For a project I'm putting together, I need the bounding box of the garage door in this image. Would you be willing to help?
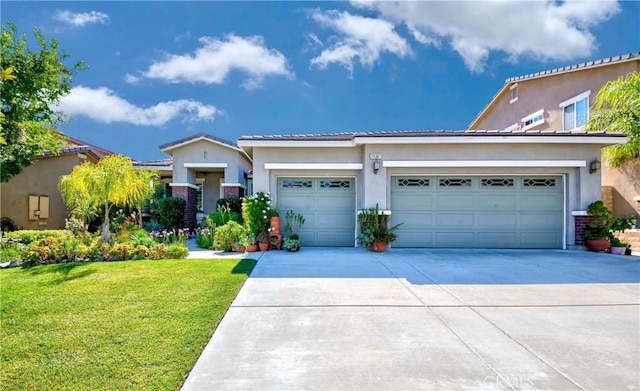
[391,176,563,248]
[277,178,356,246]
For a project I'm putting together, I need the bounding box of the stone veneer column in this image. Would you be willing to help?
[223,185,244,198]
[574,215,594,246]
[171,186,197,230]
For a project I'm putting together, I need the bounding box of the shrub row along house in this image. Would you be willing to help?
[2,52,638,250]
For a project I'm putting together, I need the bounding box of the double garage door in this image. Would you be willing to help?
[277,178,355,247]
[391,176,564,249]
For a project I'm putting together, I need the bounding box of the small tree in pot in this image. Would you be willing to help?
[357,204,402,252]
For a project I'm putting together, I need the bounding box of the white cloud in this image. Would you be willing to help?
[124,73,140,84]
[53,10,109,27]
[138,34,293,89]
[310,10,411,74]
[351,0,621,72]
[58,86,219,126]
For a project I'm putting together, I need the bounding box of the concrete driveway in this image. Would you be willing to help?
[182,248,640,390]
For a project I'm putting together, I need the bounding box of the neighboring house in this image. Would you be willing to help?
[238,130,623,249]
[0,135,111,230]
[469,52,640,218]
[135,133,252,229]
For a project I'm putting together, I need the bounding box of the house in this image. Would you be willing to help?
[0,135,112,230]
[469,52,640,218]
[238,130,623,249]
[135,133,252,229]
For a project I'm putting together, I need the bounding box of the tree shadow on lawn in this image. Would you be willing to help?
[26,262,97,285]
[232,259,257,276]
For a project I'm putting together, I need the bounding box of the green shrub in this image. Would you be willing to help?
[132,245,151,259]
[195,227,214,249]
[214,221,247,251]
[0,245,22,262]
[208,206,240,227]
[216,197,242,216]
[166,243,189,259]
[242,192,276,237]
[149,243,167,260]
[129,229,156,247]
[4,230,71,245]
[109,243,133,260]
[155,197,185,230]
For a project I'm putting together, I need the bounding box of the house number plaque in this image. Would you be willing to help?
[369,153,382,160]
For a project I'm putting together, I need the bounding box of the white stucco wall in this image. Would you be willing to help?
[248,140,606,248]
[169,140,245,184]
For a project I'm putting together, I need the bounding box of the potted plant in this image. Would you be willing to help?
[284,211,305,251]
[257,232,270,252]
[584,201,613,252]
[245,233,258,252]
[357,204,402,252]
[283,236,301,252]
[610,215,635,255]
[213,221,247,252]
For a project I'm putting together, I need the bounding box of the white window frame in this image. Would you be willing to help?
[559,90,590,131]
[521,109,544,131]
[509,83,518,104]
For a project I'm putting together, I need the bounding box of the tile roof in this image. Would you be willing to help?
[133,159,173,167]
[239,132,356,141]
[159,132,239,150]
[239,129,624,141]
[506,52,639,83]
[39,146,103,160]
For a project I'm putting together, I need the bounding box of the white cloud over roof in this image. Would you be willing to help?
[134,34,293,90]
[58,86,219,126]
[351,0,621,72]
[53,10,109,27]
[310,10,411,74]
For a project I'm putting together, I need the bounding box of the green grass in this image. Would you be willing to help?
[0,258,256,391]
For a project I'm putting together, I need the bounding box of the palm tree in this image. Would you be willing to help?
[586,72,640,168]
[59,155,159,242]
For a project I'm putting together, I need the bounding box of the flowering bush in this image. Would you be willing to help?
[195,226,215,249]
[150,228,190,244]
[242,192,277,237]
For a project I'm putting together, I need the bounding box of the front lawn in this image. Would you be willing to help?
[0,258,256,391]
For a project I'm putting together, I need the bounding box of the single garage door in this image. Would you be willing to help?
[277,178,356,246]
[391,176,563,248]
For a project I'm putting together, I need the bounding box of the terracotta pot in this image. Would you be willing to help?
[246,243,258,252]
[369,240,388,252]
[269,233,283,250]
[258,242,269,252]
[234,245,245,253]
[585,238,610,252]
[270,216,281,234]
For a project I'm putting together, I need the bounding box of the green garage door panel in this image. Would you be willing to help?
[277,178,356,247]
[391,176,563,249]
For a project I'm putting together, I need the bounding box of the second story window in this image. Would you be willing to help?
[521,109,544,130]
[560,90,590,130]
[510,83,518,104]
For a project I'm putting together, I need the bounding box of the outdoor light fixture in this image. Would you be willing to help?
[373,161,381,174]
[589,160,601,174]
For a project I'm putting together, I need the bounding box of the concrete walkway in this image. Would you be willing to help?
[182,248,640,390]
[185,239,264,260]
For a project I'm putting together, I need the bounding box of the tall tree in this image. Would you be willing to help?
[59,155,159,243]
[586,72,640,168]
[0,22,84,182]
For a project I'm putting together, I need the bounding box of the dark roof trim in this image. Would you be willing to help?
[38,146,103,160]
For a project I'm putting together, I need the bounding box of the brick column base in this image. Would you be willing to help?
[172,186,197,230]
[223,186,244,198]
[574,215,594,245]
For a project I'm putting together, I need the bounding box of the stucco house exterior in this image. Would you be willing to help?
[469,52,640,218]
[1,136,111,230]
[135,133,252,229]
[238,130,623,249]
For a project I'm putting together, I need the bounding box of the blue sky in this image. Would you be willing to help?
[3,1,639,161]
